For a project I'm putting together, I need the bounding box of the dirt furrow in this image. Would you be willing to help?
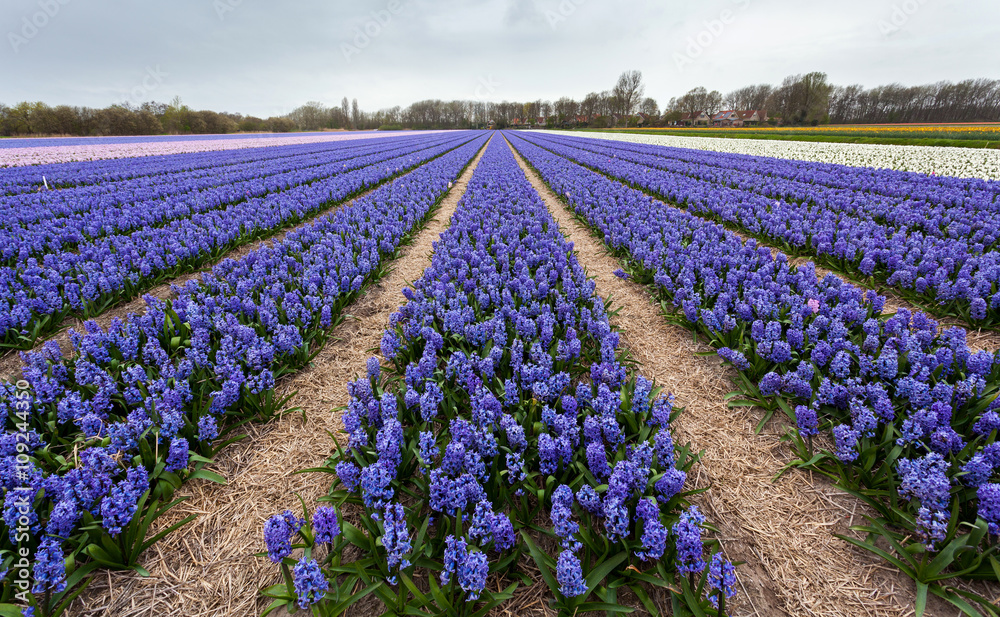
[65,138,492,617]
[505,136,927,617]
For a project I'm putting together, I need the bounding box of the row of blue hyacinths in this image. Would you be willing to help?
[520,131,1000,329]
[0,134,489,617]
[261,138,737,616]
[507,130,1000,617]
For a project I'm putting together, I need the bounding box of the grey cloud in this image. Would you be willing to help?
[0,0,996,117]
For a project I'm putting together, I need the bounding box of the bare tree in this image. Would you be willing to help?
[640,97,659,117]
[612,70,645,118]
[289,101,327,131]
[579,92,600,118]
[540,100,553,121]
[351,98,361,129]
[676,87,706,115]
[554,97,578,121]
[705,90,722,116]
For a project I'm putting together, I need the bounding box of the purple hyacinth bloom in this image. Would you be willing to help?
[264,510,303,563]
[876,347,898,380]
[381,331,401,360]
[335,461,361,492]
[32,537,67,594]
[672,506,706,575]
[312,506,340,544]
[961,454,993,488]
[915,506,949,551]
[360,463,395,512]
[468,500,495,544]
[758,372,783,397]
[832,424,860,463]
[632,376,652,416]
[706,552,737,609]
[376,419,404,475]
[971,297,988,321]
[551,485,581,551]
[613,268,629,280]
[556,550,588,598]
[635,498,667,561]
[292,558,329,609]
[165,437,189,473]
[654,427,675,466]
[404,388,420,410]
[717,347,750,371]
[46,499,80,539]
[769,341,792,364]
[649,394,675,427]
[197,414,219,441]
[382,502,412,584]
[100,467,147,536]
[977,484,1000,535]
[539,433,560,475]
[418,431,438,465]
[966,351,994,377]
[604,495,630,542]
[583,415,603,444]
[795,405,819,437]
[830,351,852,379]
[576,484,604,517]
[655,467,686,503]
[458,550,489,601]
[440,534,467,585]
[490,511,517,550]
[505,451,526,484]
[897,452,951,511]
[586,441,611,481]
[442,440,467,476]
[367,356,381,381]
[973,411,1000,436]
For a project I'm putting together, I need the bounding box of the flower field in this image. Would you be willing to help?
[560,130,1000,180]
[0,132,428,168]
[0,130,998,617]
[610,125,1000,141]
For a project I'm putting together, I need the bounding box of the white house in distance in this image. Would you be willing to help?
[709,109,769,127]
[679,111,710,126]
[737,110,767,126]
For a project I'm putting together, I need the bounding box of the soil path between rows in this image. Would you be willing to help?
[65,138,492,617]
[505,135,925,617]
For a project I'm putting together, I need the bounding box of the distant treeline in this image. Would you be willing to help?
[829,79,1000,124]
[691,74,1000,125]
[0,98,295,137]
[3,73,999,137]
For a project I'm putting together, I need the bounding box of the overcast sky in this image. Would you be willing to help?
[2,0,996,118]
